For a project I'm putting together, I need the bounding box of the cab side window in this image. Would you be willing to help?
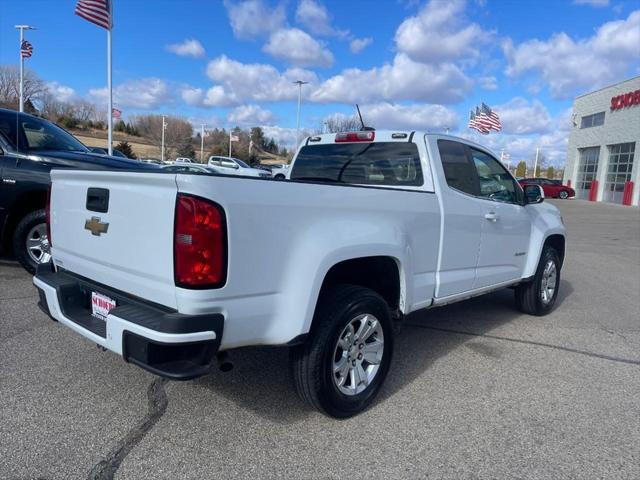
[437,140,479,196]
[469,148,519,203]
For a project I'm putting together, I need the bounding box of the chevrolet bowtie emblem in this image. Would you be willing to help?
[84,216,109,236]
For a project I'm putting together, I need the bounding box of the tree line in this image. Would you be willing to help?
[0,65,288,163]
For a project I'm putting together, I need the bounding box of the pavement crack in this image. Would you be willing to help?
[407,324,640,366]
[87,378,168,480]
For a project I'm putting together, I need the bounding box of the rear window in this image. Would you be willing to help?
[290,142,423,187]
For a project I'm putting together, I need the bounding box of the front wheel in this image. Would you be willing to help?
[12,209,50,274]
[292,284,393,418]
[515,246,560,315]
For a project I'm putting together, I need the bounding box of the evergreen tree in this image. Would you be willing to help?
[546,166,555,179]
[115,141,136,159]
[515,161,527,178]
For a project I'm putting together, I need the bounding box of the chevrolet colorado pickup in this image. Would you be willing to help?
[0,108,156,273]
[34,130,566,417]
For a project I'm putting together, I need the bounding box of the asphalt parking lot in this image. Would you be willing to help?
[1,199,639,480]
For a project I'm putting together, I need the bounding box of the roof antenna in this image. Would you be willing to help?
[355,104,375,131]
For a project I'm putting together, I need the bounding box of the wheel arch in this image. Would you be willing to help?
[311,256,404,328]
[1,189,47,253]
[544,234,565,268]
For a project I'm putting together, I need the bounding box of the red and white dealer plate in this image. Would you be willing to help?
[91,291,116,320]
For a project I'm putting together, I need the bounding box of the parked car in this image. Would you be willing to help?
[270,163,290,180]
[207,155,271,178]
[88,146,129,158]
[0,108,158,273]
[162,164,227,175]
[519,178,575,199]
[175,157,193,163]
[35,130,565,418]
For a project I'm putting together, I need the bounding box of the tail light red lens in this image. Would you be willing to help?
[45,188,52,247]
[335,131,375,143]
[174,194,227,289]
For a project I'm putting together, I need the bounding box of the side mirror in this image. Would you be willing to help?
[524,184,544,204]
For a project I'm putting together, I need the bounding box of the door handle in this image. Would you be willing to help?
[484,212,499,222]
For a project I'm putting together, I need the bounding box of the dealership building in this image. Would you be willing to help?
[563,76,640,206]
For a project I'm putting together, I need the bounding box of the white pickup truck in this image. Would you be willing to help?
[34,130,565,418]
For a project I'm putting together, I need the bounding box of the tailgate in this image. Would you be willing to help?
[50,169,178,309]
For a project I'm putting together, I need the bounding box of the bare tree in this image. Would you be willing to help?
[320,114,361,134]
[0,65,46,111]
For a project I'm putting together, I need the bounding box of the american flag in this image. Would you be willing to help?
[111,108,121,119]
[75,0,112,30]
[468,103,502,134]
[468,109,489,134]
[481,103,502,131]
[20,40,33,59]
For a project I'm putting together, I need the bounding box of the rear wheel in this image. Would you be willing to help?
[515,246,560,315]
[12,209,50,274]
[292,284,393,418]
[559,190,569,199]
[274,174,285,180]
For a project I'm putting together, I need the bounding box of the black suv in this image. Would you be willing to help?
[0,108,157,273]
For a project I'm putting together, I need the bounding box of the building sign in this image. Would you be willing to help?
[610,90,640,110]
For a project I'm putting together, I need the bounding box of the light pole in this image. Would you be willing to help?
[161,115,167,162]
[15,25,36,113]
[200,124,206,163]
[293,80,308,148]
[533,146,540,178]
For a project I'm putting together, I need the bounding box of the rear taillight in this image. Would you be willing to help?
[174,194,227,289]
[335,131,375,143]
[46,188,52,247]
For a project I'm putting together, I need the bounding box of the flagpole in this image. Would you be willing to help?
[229,129,232,158]
[200,124,205,163]
[106,2,113,155]
[161,115,166,162]
[19,27,24,113]
[534,147,539,178]
[15,25,35,112]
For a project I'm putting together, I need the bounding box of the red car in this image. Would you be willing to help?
[519,178,575,199]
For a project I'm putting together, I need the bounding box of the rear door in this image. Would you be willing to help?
[50,170,179,309]
[468,147,530,287]
[433,139,483,298]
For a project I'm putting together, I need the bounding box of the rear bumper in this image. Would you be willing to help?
[33,264,223,380]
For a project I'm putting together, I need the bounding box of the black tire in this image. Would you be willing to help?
[559,190,569,199]
[515,246,561,316]
[12,209,48,274]
[275,174,286,180]
[292,284,394,418]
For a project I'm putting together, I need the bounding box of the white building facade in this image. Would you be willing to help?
[564,76,640,206]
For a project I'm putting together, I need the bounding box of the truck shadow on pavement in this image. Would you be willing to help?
[190,280,573,423]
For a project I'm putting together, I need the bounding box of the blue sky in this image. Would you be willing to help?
[1,0,639,165]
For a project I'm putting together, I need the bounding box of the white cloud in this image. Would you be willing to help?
[295,0,346,37]
[202,55,317,106]
[310,53,472,104]
[478,76,497,90]
[504,10,640,98]
[573,0,609,6]
[227,104,276,125]
[349,37,372,54]
[395,0,492,64]
[358,102,459,131]
[461,107,572,168]
[89,78,172,109]
[46,82,77,103]
[224,0,286,39]
[261,125,306,149]
[263,28,334,67]
[166,38,205,58]
[494,97,552,135]
[180,86,205,106]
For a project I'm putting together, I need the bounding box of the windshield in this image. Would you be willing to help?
[21,117,89,152]
[290,142,423,187]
